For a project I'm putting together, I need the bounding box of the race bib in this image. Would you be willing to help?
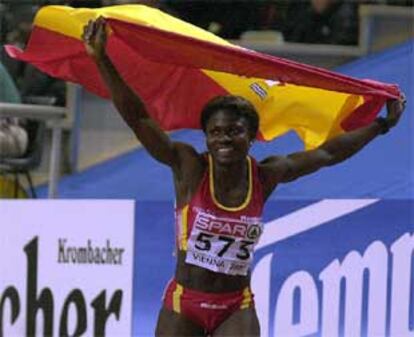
[185,209,263,276]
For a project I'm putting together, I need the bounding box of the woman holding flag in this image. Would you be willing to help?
[83,17,405,337]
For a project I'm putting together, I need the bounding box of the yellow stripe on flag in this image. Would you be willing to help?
[204,69,364,148]
[8,4,398,151]
[34,5,234,47]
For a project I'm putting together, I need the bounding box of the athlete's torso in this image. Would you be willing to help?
[174,155,264,292]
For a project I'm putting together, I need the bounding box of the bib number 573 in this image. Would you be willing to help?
[194,232,253,260]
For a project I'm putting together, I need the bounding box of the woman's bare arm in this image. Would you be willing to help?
[260,96,406,192]
[82,17,201,173]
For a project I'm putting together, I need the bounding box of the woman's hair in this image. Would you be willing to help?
[200,95,259,139]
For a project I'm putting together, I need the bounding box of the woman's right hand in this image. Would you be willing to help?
[82,16,107,60]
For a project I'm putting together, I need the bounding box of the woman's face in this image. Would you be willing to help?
[205,110,252,166]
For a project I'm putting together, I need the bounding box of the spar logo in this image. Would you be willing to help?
[0,237,123,337]
[252,200,414,337]
[194,211,262,239]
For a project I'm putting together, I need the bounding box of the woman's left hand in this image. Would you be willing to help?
[386,93,406,129]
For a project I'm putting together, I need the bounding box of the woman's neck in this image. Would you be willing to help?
[213,159,247,188]
[210,157,251,209]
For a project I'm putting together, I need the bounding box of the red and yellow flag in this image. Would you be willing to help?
[6,5,400,148]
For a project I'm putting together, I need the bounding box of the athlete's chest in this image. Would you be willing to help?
[178,155,265,275]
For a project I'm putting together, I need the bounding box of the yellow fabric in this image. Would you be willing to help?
[34,5,232,47]
[33,5,368,149]
[172,283,184,313]
[240,287,252,310]
[179,205,189,251]
[203,70,364,148]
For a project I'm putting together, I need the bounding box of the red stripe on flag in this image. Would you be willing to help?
[6,27,108,97]
[341,95,386,131]
[107,36,228,129]
[7,26,229,130]
[107,18,400,99]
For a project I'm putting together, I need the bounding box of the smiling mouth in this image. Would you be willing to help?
[217,147,234,154]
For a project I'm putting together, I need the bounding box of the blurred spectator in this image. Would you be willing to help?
[105,0,160,5]
[2,19,66,106]
[0,61,28,158]
[283,0,359,45]
[20,64,66,106]
[100,0,179,17]
[363,0,413,5]
[0,119,28,158]
[255,2,289,32]
[7,0,38,27]
[168,1,258,39]
[386,0,413,5]
[67,0,102,8]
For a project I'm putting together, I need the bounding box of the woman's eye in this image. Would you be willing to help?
[210,130,220,136]
[230,128,240,135]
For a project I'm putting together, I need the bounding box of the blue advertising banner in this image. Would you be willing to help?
[253,199,413,337]
[132,200,413,337]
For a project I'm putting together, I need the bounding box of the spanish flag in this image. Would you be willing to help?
[5,5,401,148]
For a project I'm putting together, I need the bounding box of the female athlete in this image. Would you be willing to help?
[83,17,405,337]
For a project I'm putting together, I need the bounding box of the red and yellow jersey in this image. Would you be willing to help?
[175,155,264,276]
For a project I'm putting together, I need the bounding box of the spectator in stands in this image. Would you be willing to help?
[0,61,28,158]
[169,1,257,39]
[0,119,28,158]
[67,0,102,8]
[386,0,413,5]
[255,1,288,32]
[2,20,66,107]
[283,0,359,45]
[19,64,66,107]
[101,0,179,18]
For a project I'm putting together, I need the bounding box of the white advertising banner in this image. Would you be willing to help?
[0,200,135,337]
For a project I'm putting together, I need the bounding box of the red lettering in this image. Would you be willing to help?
[194,212,248,238]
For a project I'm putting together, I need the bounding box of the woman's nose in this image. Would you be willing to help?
[218,132,232,142]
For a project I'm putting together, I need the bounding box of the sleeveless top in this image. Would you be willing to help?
[175,154,264,276]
